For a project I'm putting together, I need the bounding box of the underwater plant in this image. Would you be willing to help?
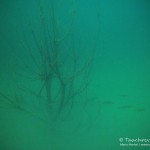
[0,0,100,128]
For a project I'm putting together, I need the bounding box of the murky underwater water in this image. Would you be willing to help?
[0,0,150,150]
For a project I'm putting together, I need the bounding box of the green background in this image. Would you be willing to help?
[0,0,150,149]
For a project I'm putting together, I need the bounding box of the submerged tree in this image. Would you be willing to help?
[0,0,100,127]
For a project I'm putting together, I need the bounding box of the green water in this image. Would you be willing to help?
[0,0,150,150]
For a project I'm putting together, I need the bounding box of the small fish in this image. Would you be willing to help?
[119,94,128,98]
[135,108,146,112]
[102,101,114,105]
[120,94,128,98]
[118,105,133,109]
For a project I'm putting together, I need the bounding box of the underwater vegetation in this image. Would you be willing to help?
[1,1,150,149]
[0,0,101,129]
